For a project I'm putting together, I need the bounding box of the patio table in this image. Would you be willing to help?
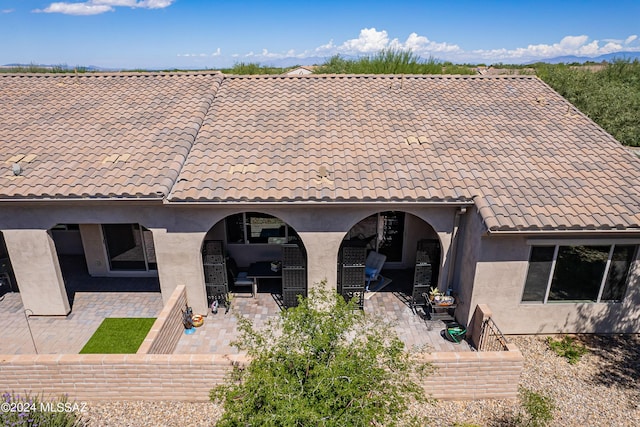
[247,261,282,297]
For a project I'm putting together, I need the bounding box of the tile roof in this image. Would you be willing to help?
[0,72,222,199]
[170,74,640,232]
[2,72,639,232]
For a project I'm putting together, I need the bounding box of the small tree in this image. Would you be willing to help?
[210,285,430,426]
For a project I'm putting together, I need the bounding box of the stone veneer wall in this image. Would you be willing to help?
[0,347,522,401]
[137,285,187,355]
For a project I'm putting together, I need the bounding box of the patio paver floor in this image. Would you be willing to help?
[0,291,163,354]
[174,288,471,354]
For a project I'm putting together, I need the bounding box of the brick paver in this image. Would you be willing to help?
[0,292,163,354]
[174,289,471,354]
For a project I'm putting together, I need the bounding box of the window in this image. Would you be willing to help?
[522,244,637,303]
[225,213,298,245]
[102,224,157,271]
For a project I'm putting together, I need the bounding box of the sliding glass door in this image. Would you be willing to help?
[102,224,157,271]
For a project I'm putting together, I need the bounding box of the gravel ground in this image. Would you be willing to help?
[81,334,640,426]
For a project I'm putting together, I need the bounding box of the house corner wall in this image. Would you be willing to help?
[454,208,483,327]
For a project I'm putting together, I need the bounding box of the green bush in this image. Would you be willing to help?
[536,60,640,146]
[0,392,85,426]
[546,335,588,364]
[221,62,290,75]
[515,387,555,427]
[210,285,431,426]
[314,48,475,75]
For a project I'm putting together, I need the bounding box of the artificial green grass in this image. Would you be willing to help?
[80,317,156,354]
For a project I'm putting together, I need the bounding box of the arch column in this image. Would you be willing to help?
[297,232,344,293]
[2,229,70,315]
[149,228,208,315]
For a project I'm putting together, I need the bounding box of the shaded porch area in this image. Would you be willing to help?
[0,254,163,354]
[175,272,471,354]
[59,255,161,307]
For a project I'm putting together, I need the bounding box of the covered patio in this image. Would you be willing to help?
[0,254,163,354]
[175,275,472,354]
[0,269,471,355]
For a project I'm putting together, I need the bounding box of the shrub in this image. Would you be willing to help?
[515,387,555,427]
[314,48,475,75]
[210,285,431,426]
[0,392,85,426]
[546,335,588,364]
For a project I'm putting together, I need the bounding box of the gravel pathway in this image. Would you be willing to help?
[81,334,640,426]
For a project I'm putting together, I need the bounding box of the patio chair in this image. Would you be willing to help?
[227,257,254,296]
[364,251,386,291]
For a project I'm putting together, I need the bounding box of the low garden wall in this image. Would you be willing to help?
[137,285,187,355]
[0,346,522,401]
[0,299,522,401]
[422,343,523,400]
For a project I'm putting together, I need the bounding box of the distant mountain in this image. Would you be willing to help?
[526,51,640,64]
[1,63,116,71]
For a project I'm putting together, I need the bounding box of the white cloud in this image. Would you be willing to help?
[184,29,640,68]
[310,28,461,58]
[467,34,640,63]
[2,9,15,13]
[178,50,222,58]
[339,28,390,54]
[33,0,175,15]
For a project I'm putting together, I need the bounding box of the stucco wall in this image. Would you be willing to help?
[453,207,483,326]
[2,203,639,333]
[466,226,640,334]
[1,229,70,315]
[0,203,461,317]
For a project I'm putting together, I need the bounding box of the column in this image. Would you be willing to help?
[150,229,208,315]
[297,231,345,294]
[2,229,70,315]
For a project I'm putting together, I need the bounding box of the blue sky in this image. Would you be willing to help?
[1,0,639,69]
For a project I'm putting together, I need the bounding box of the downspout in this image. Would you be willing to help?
[446,207,466,293]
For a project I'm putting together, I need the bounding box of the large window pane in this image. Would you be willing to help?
[601,245,636,301]
[246,213,286,244]
[548,246,609,302]
[522,246,555,302]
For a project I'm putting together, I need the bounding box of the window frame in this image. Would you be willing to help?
[225,212,295,245]
[521,241,638,304]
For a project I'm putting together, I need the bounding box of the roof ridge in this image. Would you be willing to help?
[166,73,225,200]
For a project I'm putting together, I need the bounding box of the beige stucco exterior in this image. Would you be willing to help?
[2,201,639,334]
[455,208,640,334]
[0,203,460,316]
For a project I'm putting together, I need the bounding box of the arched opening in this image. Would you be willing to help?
[337,211,442,311]
[50,223,161,307]
[201,212,308,311]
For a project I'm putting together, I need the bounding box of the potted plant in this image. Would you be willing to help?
[428,286,443,301]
